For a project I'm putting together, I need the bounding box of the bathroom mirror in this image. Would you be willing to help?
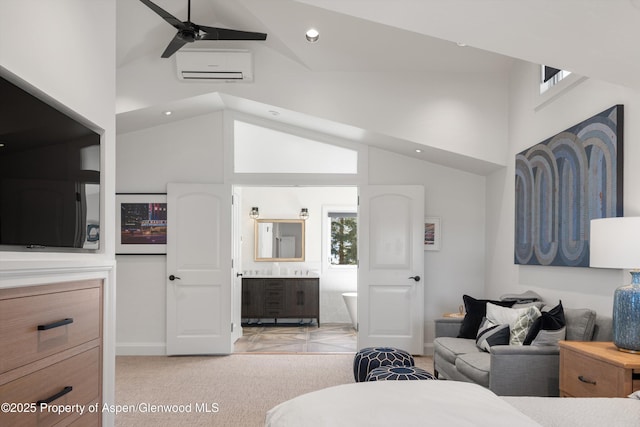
[254,219,305,261]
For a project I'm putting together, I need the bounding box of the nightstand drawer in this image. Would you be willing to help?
[561,349,622,397]
[0,347,100,427]
[0,287,101,375]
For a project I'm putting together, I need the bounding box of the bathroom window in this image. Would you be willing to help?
[329,211,357,266]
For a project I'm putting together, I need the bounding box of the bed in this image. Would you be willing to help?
[265,381,640,427]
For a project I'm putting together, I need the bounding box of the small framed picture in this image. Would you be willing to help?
[424,217,441,251]
[116,194,167,254]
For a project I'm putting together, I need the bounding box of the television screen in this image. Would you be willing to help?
[0,74,101,251]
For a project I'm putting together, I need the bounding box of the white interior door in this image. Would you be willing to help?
[166,183,231,355]
[358,185,424,354]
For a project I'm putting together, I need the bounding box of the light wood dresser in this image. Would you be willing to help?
[559,340,640,397]
[0,279,103,426]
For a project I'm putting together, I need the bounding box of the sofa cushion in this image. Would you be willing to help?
[564,308,596,341]
[433,337,481,365]
[458,295,516,339]
[455,352,491,387]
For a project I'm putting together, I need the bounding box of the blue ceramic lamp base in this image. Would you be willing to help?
[613,271,640,353]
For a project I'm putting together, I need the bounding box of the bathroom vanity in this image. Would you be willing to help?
[242,277,320,326]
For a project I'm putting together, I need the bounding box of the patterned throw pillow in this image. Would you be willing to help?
[475,317,510,352]
[486,303,541,345]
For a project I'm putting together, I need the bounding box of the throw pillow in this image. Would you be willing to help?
[475,317,510,352]
[486,303,541,345]
[457,295,516,339]
[523,301,566,345]
[531,327,567,346]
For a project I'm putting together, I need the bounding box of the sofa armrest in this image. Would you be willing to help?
[434,318,463,338]
[489,345,560,397]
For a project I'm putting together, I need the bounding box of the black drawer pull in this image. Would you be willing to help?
[578,375,596,385]
[38,318,74,331]
[36,386,73,406]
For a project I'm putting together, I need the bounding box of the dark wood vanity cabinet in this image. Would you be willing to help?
[242,277,320,325]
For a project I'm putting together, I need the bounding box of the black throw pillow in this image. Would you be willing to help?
[523,300,566,345]
[457,295,516,339]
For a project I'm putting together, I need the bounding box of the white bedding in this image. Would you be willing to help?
[504,396,640,427]
[265,381,542,426]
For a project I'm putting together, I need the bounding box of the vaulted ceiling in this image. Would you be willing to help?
[116,0,640,172]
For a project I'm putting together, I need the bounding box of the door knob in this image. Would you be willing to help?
[169,275,181,281]
[408,275,421,282]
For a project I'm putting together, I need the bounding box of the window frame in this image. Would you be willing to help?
[322,205,358,272]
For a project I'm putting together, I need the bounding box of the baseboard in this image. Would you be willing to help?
[423,342,434,356]
[116,342,166,356]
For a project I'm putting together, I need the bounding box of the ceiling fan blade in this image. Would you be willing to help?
[198,26,267,41]
[139,0,186,30]
[161,33,189,58]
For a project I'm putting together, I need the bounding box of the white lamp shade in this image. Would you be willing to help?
[590,217,640,269]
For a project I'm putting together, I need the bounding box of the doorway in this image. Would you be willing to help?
[233,185,358,353]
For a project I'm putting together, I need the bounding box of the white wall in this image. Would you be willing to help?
[115,112,223,354]
[485,61,640,316]
[240,186,358,323]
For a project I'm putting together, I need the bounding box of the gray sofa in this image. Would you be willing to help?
[433,307,612,397]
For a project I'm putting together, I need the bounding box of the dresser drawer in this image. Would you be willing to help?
[0,287,101,375]
[0,346,100,427]
[561,349,622,397]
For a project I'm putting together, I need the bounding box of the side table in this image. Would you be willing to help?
[559,340,640,397]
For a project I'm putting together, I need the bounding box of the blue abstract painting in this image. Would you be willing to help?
[515,105,623,267]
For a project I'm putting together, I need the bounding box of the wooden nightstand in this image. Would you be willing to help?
[559,341,640,397]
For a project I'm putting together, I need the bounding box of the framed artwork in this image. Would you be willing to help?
[424,217,441,251]
[514,105,624,267]
[116,193,167,254]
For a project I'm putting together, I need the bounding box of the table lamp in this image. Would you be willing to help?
[590,217,640,353]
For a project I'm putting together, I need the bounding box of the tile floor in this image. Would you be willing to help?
[234,322,357,353]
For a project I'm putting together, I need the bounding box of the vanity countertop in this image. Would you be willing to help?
[242,274,319,279]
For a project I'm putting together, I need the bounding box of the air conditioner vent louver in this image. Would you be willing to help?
[176,50,253,82]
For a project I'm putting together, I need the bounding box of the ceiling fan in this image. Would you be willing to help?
[139,0,268,58]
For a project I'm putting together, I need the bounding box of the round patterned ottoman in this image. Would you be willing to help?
[353,347,415,382]
[364,365,437,381]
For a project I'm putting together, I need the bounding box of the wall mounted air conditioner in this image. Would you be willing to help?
[176,50,253,82]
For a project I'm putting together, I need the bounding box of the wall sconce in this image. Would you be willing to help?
[249,207,259,219]
[299,208,309,220]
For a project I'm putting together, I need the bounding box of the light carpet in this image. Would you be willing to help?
[115,354,434,427]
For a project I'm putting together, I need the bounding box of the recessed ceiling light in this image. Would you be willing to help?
[456,42,467,47]
[305,28,319,43]
[163,111,172,116]
[0,143,5,148]
[415,149,422,153]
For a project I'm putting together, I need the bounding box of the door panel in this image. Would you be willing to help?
[167,183,231,355]
[369,285,413,336]
[359,185,424,354]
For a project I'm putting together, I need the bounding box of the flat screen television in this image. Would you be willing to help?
[0,72,101,252]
